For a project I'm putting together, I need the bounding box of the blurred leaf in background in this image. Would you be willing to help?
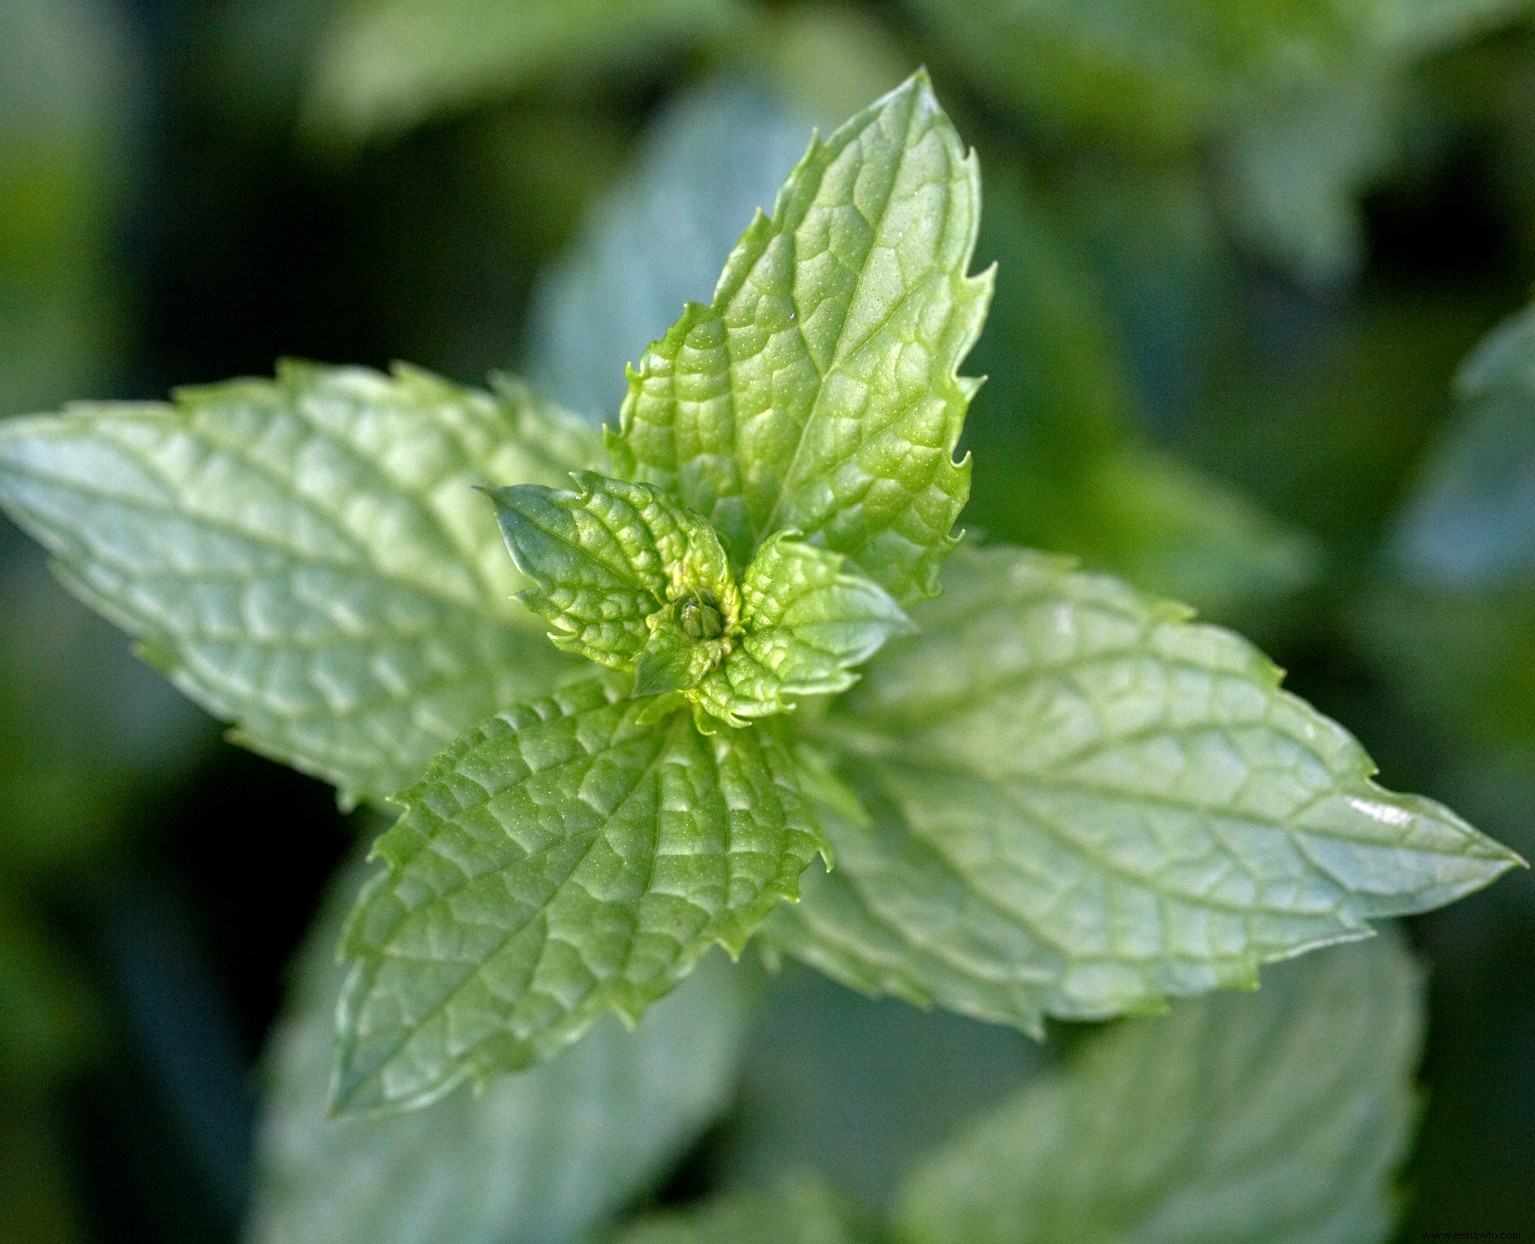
[898,931,1423,1244]
[304,0,746,146]
[909,0,1524,284]
[247,860,758,1244]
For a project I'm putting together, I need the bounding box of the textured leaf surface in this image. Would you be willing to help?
[696,535,909,724]
[334,679,824,1113]
[768,546,1519,1029]
[609,71,990,603]
[898,932,1423,1244]
[615,1178,878,1244]
[305,0,742,144]
[0,363,599,805]
[248,862,755,1244]
[487,472,737,672]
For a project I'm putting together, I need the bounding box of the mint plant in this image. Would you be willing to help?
[0,68,1520,1146]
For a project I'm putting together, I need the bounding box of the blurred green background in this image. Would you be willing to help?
[2,0,1533,1240]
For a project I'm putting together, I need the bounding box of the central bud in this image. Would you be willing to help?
[677,593,724,640]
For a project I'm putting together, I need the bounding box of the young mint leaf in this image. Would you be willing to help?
[333,678,825,1114]
[695,534,910,725]
[250,859,756,1244]
[487,476,906,725]
[485,471,738,672]
[0,363,598,806]
[767,546,1520,1031]
[608,70,991,604]
[897,932,1422,1244]
[614,1177,880,1244]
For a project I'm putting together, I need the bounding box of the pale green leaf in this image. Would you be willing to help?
[333,679,825,1113]
[486,471,737,672]
[248,860,755,1244]
[0,362,599,805]
[898,932,1423,1244]
[696,534,910,724]
[304,0,744,145]
[767,546,1519,1030]
[614,1177,878,1244]
[721,965,1043,1211]
[609,71,990,604]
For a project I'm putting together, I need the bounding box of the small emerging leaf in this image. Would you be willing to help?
[768,546,1520,1031]
[333,679,825,1114]
[486,471,737,671]
[609,70,991,603]
[696,534,911,724]
[0,363,598,806]
[898,933,1424,1244]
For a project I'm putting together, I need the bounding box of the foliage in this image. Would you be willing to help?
[1,3,1533,1242]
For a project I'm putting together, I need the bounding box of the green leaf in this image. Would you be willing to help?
[303,0,744,146]
[486,471,738,672]
[897,932,1423,1244]
[608,71,991,604]
[614,1177,879,1244]
[767,546,1519,1031]
[0,363,599,806]
[333,679,825,1114]
[249,858,756,1244]
[695,534,910,725]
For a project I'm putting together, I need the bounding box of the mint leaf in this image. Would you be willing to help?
[696,534,910,725]
[250,860,755,1244]
[487,476,905,724]
[609,71,990,604]
[897,932,1422,1244]
[486,471,737,672]
[615,1177,879,1244]
[768,546,1520,1030]
[0,363,599,806]
[333,679,825,1113]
